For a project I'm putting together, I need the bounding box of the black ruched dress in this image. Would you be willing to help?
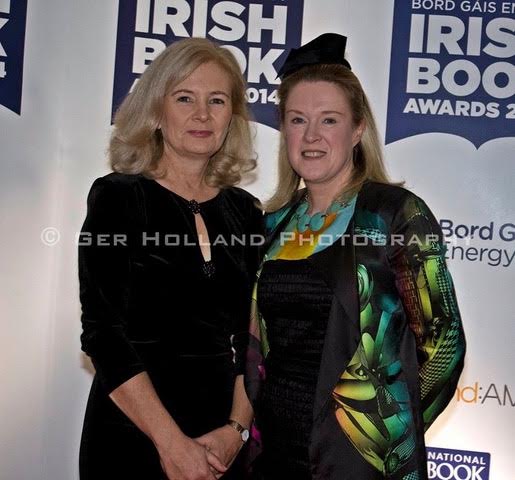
[78,173,263,479]
[253,258,333,479]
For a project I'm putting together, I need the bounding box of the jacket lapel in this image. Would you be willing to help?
[307,221,361,422]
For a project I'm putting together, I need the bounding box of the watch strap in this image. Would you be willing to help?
[227,419,249,442]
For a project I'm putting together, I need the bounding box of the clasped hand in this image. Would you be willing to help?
[195,424,244,478]
[157,426,243,480]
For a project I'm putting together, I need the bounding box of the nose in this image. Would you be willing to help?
[304,121,320,143]
[193,101,209,122]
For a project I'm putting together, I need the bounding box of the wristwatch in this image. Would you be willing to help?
[227,419,250,443]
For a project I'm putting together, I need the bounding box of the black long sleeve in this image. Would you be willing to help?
[79,177,145,393]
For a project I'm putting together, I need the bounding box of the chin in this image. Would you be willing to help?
[185,146,217,157]
[298,171,328,184]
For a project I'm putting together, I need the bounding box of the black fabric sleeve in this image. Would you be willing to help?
[79,177,146,393]
[232,198,265,375]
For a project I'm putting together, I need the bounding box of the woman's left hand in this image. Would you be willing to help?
[195,425,243,477]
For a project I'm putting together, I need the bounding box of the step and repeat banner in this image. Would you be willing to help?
[0,1,513,479]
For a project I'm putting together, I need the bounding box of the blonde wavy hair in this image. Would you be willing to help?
[109,38,255,188]
[266,64,395,212]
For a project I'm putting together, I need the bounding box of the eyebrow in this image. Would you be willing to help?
[171,88,230,97]
[286,109,344,115]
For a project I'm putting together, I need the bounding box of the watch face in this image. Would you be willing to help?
[241,429,250,442]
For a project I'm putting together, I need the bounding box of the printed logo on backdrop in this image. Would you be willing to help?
[112,0,304,129]
[386,0,515,148]
[456,381,514,406]
[0,0,28,114]
[440,219,514,268]
[426,447,490,479]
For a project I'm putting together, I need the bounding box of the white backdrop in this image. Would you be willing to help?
[0,1,513,479]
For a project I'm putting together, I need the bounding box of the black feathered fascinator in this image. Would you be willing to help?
[277,33,352,80]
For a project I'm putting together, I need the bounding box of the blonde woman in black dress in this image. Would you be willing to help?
[79,38,263,480]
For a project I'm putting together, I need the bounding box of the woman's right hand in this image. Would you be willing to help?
[155,431,228,480]
[107,372,226,479]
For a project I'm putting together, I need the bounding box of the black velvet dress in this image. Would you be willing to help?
[78,173,263,479]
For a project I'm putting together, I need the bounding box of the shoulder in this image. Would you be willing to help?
[357,181,432,215]
[90,172,144,189]
[355,181,437,231]
[88,172,147,196]
[264,205,291,234]
[86,173,147,213]
[223,186,262,213]
[218,187,264,234]
[224,186,260,203]
[264,189,304,234]
[357,182,439,236]
[358,181,417,207]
